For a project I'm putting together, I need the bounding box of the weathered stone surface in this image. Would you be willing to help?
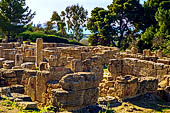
[21,62,36,70]
[137,77,158,94]
[71,59,83,72]
[36,71,50,102]
[16,102,37,110]
[36,38,43,67]
[15,54,23,66]
[3,60,15,69]
[60,72,98,91]
[51,88,85,107]
[39,62,48,71]
[27,76,36,101]
[10,85,24,94]
[49,66,71,81]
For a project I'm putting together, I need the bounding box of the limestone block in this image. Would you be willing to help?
[3,60,15,69]
[51,88,85,107]
[49,66,71,81]
[23,56,36,62]
[16,102,37,110]
[21,62,36,70]
[36,38,43,67]
[15,54,23,66]
[83,88,99,105]
[71,59,83,72]
[113,75,138,99]
[27,76,36,101]
[48,55,58,67]
[10,85,24,94]
[60,72,98,91]
[154,63,164,70]
[36,71,50,102]
[39,62,48,71]
[147,61,154,69]
[137,77,158,95]
[3,49,16,60]
[157,59,170,65]
[25,49,33,57]
[108,59,122,75]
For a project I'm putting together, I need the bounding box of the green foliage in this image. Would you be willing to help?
[63,4,88,41]
[87,0,143,48]
[87,7,115,46]
[138,0,170,54]
[0,0,35,41]
[18,31,83,45]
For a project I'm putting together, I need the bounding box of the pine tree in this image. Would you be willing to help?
[0,0,35,41]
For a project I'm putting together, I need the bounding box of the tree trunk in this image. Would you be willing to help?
[7,31,10,42]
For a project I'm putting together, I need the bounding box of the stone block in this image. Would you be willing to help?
[36,71,50,102]
[21,62,36,70]
[36,38,43,67]
[15,54,23,66]
[71,59,83,72]
[3,60,15,69]
[60,72,98,91]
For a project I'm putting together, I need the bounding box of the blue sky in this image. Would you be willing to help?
[26,0,146,24]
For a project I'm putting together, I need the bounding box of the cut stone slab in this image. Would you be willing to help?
[10,85,24,94]
[11,93,32,102]
[16,102,37,110]
[21,62,36,70]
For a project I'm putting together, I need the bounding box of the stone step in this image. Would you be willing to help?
[11,93,32,102]
[16,102,37,110]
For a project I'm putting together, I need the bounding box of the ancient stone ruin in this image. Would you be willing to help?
[0,38,170,111]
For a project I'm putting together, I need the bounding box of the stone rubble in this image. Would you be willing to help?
[0,39,170,111]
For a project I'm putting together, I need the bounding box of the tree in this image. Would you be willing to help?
[138,0,170,53]
[50,11,67,37]
[63,4,88,41]
[0,0,35,41]
[108,0,143,48]
[87,7,116,46]
[143,0,170,30]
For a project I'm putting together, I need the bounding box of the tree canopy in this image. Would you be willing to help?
[0,0,35,40]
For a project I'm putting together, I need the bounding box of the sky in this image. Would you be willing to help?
[26,0,146,25]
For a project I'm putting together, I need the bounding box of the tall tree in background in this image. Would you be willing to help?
[138,0,170,53]
[87,0,143,48]
[63,4,88,41]
[50,11,67,37]
[87,7,116,46]
[108,0,143,48]
[0,0,35,41]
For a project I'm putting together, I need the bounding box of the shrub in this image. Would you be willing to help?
[18,31,84,45]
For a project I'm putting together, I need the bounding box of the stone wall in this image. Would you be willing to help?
[1,39,170,111]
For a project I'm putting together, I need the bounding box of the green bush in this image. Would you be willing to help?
[18,31,84,45]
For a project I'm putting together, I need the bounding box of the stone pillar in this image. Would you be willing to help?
[36,38,43,67]
[71,59,83,72]
[15,54,24,66]
[0,46,3,58]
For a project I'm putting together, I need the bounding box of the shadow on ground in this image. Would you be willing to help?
[124,93,170,112]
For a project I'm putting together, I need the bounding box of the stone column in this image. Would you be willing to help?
[15,54,23,66]
[36,38,43,67]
